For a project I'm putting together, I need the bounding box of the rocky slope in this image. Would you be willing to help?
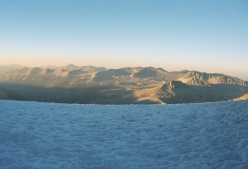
[179,71,247,86]
[232,93,248,101]
[133,81,248,104]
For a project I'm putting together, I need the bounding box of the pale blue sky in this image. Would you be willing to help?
[0,0,248,80]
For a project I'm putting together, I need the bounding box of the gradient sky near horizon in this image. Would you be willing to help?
[1,0,248,80]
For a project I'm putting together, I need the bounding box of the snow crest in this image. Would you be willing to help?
[0,100,248,169]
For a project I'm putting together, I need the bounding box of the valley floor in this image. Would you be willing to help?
[0,100,248,168]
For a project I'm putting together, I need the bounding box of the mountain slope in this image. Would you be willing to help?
[179,71,247,86]
[93,67,186,87]
[133,81,248,104]
[0,64,24,74]
[0,87,24,100]
[232,93,248,101]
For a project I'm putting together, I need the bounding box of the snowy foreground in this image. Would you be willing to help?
[0,100,248,169]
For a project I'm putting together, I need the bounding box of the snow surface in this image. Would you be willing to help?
[0,100,248,169]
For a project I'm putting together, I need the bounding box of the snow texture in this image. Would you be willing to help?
[0,100,248,169]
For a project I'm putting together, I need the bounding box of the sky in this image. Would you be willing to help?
[0,0,248,80]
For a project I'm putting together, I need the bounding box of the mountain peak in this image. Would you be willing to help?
[66,63,76,67]
[62,64,79,71]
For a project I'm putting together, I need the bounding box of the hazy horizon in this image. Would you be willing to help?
[1,1,247,80]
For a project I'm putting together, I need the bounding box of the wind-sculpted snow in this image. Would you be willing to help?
[0,101,248,169]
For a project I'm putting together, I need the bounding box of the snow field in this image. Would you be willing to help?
[0,100,248,169]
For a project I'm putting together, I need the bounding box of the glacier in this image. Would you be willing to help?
[0,100,248,169]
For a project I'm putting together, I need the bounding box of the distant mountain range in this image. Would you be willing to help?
[0,64,248,104]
